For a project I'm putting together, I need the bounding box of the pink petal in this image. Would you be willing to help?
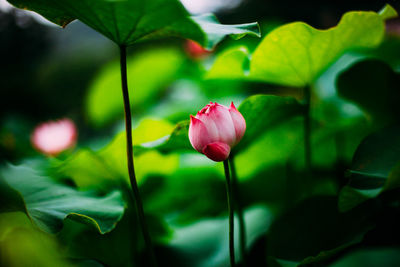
[189,115,214,152]
[196,112,220,141]
[229,102,246,144]
[208,103,236,146]
[202,141,231,162]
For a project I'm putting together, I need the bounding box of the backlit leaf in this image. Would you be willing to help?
[250,5,396,87]
[206,46,250,79]
[86,47,185,127]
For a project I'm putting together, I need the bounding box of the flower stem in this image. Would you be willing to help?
[119,45,157,267]
[303,85,312,178]
[229,154,247,267]
[223,159,235,267]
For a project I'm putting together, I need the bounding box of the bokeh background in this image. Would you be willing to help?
[1,0,397,164]
[1,0,400,266]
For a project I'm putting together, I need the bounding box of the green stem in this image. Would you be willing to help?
[303,85,312,178]
[223,160,235,267]
[119,45,157,267]
[229,154,247,267]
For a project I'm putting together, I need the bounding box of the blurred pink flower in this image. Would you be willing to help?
[184,40,211,59]
[189,102,246,161]
[31,118,77,156]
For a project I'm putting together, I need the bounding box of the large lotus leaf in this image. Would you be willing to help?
[0,164,126,234]
[249,5,397,87]
[338,125,400,212]
[7,0,260,48]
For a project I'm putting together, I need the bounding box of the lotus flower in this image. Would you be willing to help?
[189,102,246,161]
[31,118,77,156]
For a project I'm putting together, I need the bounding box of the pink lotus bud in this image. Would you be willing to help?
[31,118,77,156]
[189,102,246,162]
[184,40,211,59]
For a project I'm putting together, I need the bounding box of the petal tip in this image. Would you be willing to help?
[190,115,200,124]
[229,102,238,111]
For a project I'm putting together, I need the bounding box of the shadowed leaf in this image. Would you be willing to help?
[7,0,260,47]
[0,164,126,234]
[338,126,400,211]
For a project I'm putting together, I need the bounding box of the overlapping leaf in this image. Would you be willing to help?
[7,0,260,48]
[338,125,400,211]
[0,164,126,234]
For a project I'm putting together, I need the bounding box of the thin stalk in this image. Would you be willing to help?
[229,154,247,267]
[119,45,157,267]
[223,160,235,267]
[303,85,312,178]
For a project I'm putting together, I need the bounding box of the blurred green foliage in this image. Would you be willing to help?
[1,2,400,267]
[86,48,186,127]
